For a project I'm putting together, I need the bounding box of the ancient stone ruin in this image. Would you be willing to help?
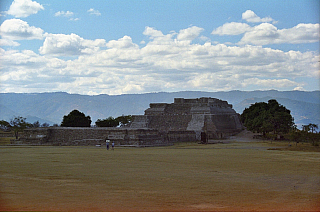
[20,97,243,146]
[130,97,243,139]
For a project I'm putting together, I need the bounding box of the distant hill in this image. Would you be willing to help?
[0,90,319,129]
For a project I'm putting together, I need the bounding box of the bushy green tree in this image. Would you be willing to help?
[1,116,29,139]
[241,99,294,136]
[61,110,92,127]
[116,115,132,127]
[300,123,319,146]
[1,117,33,138]
[302,123,318,133]
[0,120,11,131]
[10,116,30,139]
[95,117,119,127]
[32,121,41,128]
[95,115,132,127]
[41,123,50,127]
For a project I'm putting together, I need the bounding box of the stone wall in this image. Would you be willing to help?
[20,127,199,146]
[147,114,192,131]
[21,127,169,146]
[167,131,196,142]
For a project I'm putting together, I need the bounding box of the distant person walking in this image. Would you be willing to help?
[112,141,115,150]
[106,139,110,150]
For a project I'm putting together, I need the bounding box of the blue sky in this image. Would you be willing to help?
[0,0,319,95]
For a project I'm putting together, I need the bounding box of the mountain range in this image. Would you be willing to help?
[0,90,319,129]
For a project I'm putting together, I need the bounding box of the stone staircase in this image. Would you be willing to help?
[187,114,205,131]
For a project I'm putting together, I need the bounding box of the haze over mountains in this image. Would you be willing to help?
[0,90,319,129]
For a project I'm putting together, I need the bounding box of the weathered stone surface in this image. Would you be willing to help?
[130,97,243,139]
[21,127,169,146]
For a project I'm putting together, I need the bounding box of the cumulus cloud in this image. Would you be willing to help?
[239,23,320,45]
[212,16,319,46]
[0,25,319,94]
[177,26,204,41]
[143,26,205,47]
[69,18,80,21]
[54,11,79,21]
[242,10,274,23]
[87,8,101,16]
[211,22,251,35]
[279,23,320,44]
[0,38,20,46]
[0,49,69,93]
[0,19,44,40]
[143,26,175,43]
[55,11,74,17]
[7,0,44,18]
[242,78,301,88]
[106,36,138,49]
[39,33,106,56]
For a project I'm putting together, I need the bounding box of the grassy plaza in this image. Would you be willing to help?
[1,141,319,211]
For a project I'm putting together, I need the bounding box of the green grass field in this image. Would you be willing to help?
[1,141,319,211]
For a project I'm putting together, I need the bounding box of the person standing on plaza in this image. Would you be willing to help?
[112,141,115,150]
[106,139,110,150]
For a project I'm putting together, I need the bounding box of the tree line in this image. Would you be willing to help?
[0,110,132,139]
[60,110,132,127]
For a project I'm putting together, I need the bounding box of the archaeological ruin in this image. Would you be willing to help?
[20,97,243,146]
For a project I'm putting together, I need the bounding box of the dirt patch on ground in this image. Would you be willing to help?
[229,129,261,142]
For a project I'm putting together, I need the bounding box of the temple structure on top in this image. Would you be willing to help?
[129,97,243,140]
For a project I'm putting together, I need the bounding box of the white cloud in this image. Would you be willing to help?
[242,78,301,88]
[54,11,79,21]
[177,26,204,41]
[7,0,44,18]
[69,18,80,22]
[0,38,20,46]
[278,23,320,44]
[0,26,319,94]
[87,8,101,16]
[39,33,106,56]
[211,22,251,35]
[0,19,44,40]
[242,10,274,23]
[143,26,173,43]
[106,36,138,49]
[239,23,320,45]
[143,26,205,47]
[55,11,74,17]
[293,86,305,91]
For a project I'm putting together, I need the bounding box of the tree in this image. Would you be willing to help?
[0,120,11,131]
[61,110,92,127]
[95,115,132,127]
[1,117,31,138]
[95,117,119,127]
[302,124,310,132]
[41,123,50,127]
[10,116,29,139]
[301,123,319,146]
[32,121,41,128]
[241,99,294,136]
[303,123,318,133]
[116,115,132,127]
[309,123,318,133]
